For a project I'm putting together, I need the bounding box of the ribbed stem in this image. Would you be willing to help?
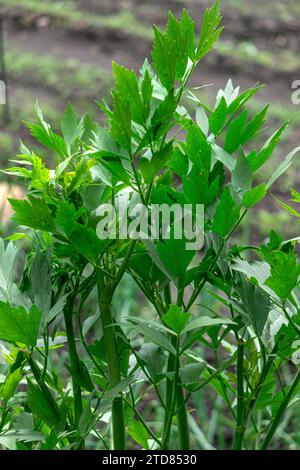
[232,339,245,450]
[96,270,126,450]
[176,381,190,449]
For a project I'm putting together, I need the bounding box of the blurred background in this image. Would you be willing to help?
[0,1,300,450]
[0,0,300,238]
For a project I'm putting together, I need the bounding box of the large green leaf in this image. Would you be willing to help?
[9,196,55,232]
[0,302,42,347]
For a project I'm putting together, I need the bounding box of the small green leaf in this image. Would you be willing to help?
[162,305,191,334]
[248,122,289,172]
[61,103,84,154]
[212,188,240,238]
[243,184,266,208]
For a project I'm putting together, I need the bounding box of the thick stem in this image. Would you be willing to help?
[232,339,245,450]
[162,286,190,449]
[96,270,126,450]
[260,368,300,450]
[176,381,190,450]
[63,301,83,437]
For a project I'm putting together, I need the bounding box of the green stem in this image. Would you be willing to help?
[176,381,190,449]
[161,335,180,449]
[63,301,83,431]
[260,368,300,450]
[96,269,126,450]
[232,339,245,450]
[162,286,190,449]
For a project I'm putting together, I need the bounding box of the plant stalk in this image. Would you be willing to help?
[232,339,245,450]
[96,269,126,450]
[63,300,83,435]
[176,380,190,449]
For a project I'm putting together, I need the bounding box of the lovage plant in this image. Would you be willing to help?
[0,1,299,450]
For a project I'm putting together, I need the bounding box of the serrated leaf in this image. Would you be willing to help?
[196,0,223,60]
[186,122,211,172]
[264,250,300,300]
[152,26,176,91]
[0,302,42,347]
[61,103,84,154]
[162,305,191,334]
[9,196,55,232]
[248,122,289,172]
[212,188,240,238]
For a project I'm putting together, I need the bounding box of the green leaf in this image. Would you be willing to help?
[54,200,84,236]
[0,369,22,402]
[182,316,234,334]
[248,122,289,172]
[196,0,223,60]
[9,196,55,232]
[179,363,206,385]
[141,70,153,119]
[138,343,166,378]
[112,62,145,124]
[264,250,300,300]
[237,278,271,336]
[162,305,191,334]
[128,419,149,449]
[209,96,227,135]
[139,141,173,183]
[186,122,211,172]
[243,184,266,208]
[152,26,176,91]
[212,188,240,238]
[0,302,42,347]
[110,91,132,153]
[26,102,67,159]
[157,233,195,283]
[69,223,109,264]
[241,105,269,145]
[61,103,84,154]
[128,319,176,355]
[212,144,235,172]
[166,12,189,81]
[27,379,60,428]
[232,152,252,197]
[224,110,248,154]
